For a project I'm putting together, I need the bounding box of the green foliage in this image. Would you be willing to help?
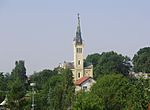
[86,51,131,79]
[7,77,26,109]
[1,46,150,109]
[11,60,27,82]
[74,74,150,110]
[129,78,150,109]
[6,60,28,109]
[133,47,150,73]
[46,69,74,110]
[30,69,54,90]
[34,68,75,110]
[92,74,132,110]
[73,92,103,110]
[86,53,101,67]
[0,73,5,90]
[61,69,75,110]
[27,69,55,110]
[0,72,6,102]
[36,75,63,110]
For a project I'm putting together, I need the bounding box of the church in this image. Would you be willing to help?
[60,14,94,84]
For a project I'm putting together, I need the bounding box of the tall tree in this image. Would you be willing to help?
[7,77,26,109]
[11,60,27,82]
[133,47,150,73]
[7,60,27,109]
[36,68,75,110]
[61,69,75,110]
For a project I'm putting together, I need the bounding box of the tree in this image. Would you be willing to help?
[0,72,6,103]
[131,78,150,110]
[133,47,150,73]
[86,53,101,67]
[34,68,75,110]
[61,69,75,110]
[36,74,63,110]
[7,77,26,109]
[86,51,131,79]
[30,69,54,90]
[73,92,104,110]
[46,69,75,110]
[91,74,135,110]
[7,60,28,109]
[73,92,103,110]
[74,74,150,110]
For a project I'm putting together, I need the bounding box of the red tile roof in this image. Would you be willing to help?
[75,76,90,85]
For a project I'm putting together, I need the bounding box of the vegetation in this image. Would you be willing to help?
[33,68,75,110]
[7,60,28,109]
[74,74,150,110]
[0,73,6,102]
[133,47,150,73]
[0,47,150,109]
[86,51,131,79]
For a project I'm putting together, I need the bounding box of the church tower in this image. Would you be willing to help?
[60,14,93,82]
[73,14,84,81]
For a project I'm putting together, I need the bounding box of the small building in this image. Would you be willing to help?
[75,76,96,92]
[129,72,150,79]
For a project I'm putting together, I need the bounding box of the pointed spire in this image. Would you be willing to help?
[77,13,81,33]
[74,13,82,45]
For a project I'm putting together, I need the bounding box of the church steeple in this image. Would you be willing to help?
[72,14,93,82]
[74,13,82,45]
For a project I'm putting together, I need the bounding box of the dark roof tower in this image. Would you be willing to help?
[74,13,83,45]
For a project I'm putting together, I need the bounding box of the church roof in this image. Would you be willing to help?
[84,62,93,69]
[62,61,93,69]
[63,61,93,69]
[73,13,83,45]
[75,76,90,85]
[84,64,93,69]
[63,62,74,69]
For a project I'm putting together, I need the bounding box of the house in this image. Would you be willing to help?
[75,76,96,92]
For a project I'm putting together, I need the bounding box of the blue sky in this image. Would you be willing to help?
[0,0,150,74]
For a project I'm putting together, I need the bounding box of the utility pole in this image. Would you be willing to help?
[30,83,36,110]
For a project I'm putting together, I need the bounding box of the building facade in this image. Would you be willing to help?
[129,72,150,79]
[75,76,96,91]
[60,14,93,82]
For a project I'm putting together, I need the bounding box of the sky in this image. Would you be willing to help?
[0,0,150,75]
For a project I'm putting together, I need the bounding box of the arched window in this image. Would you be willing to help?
[78,60,80,65]
[77,48,79,53]
[79,48,82,53]
[77,48,82,53]
[78,73,80,78]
